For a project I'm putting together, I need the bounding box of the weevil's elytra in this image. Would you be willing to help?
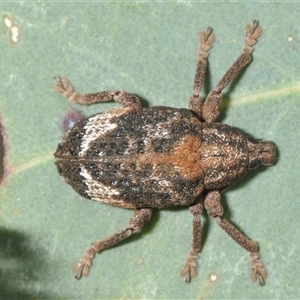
[55,107,204,208]
[54,21,276,285]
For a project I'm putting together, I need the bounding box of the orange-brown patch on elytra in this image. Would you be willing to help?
[171,135,203,179]
[136,135,203,180]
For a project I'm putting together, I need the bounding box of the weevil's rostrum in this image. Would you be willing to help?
[54,21,276,285]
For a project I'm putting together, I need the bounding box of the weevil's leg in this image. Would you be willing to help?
[204,190,267,285]
[73,208,152,280]
[188,27,215,117]
[53,76,142,109]
[180,197,203,282]
[202,21,262,123]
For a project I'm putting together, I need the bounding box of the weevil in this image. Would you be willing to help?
[53,21,275,285]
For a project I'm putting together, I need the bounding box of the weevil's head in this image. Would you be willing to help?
[246,136,276,170]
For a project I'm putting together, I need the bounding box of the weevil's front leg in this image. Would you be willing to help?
[53,76,142,109]
[73,208,152,280]
[202,21,262,123]
[180,197,203,282]
[188,27,215,117]
[204,190,267,285]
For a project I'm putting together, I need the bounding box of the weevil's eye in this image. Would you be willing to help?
[249,158,260,170]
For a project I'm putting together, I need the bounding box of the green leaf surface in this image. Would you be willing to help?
[0,2,299,299]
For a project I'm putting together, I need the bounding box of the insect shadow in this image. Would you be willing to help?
[0,228,55,299]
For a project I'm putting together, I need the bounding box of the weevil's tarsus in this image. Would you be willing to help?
[181,198,203,282]
[202,21,262,123]
[188,27,215,116]
[250,252,268,286]
[244,20,262,53]
[53,76,142,109]
[203,190,267,285]
[73,208,152,280]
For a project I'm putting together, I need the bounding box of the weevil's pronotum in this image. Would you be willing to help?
[54,21,275,285]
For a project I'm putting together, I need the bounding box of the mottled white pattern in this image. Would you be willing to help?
[79,108,129,156]
[142,121,172,152]
[142,120,173,137]
[119,120,172,155]
[150,175,174,193]
[123,138,137,156]
[80,165,120,200]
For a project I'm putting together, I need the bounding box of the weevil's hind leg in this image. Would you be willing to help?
[202,21,262,123]
[188,27,215,117]
[73,208,152,280]
[181,197,203,282]
[204,190,267,285]
[53,76,142,109]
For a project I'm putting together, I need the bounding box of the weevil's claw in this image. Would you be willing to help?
[198,27,215,59]
[244,21,262,53]
[181,264,197,283]
[251,20,259,32]
[53,76,66,90]
[250,252,267,286]
[53,76,72,96]
[73,262,91,280]
[73,247,96,280]
[73,263,84,280]
[180,250,199,283]
[53,76,80,103]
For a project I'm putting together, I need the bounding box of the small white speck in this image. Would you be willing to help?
[3,16,20,44]
[4,17,12,28]
[210,273,217,282]
[287,36,293,42]
[11,26,19,43]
